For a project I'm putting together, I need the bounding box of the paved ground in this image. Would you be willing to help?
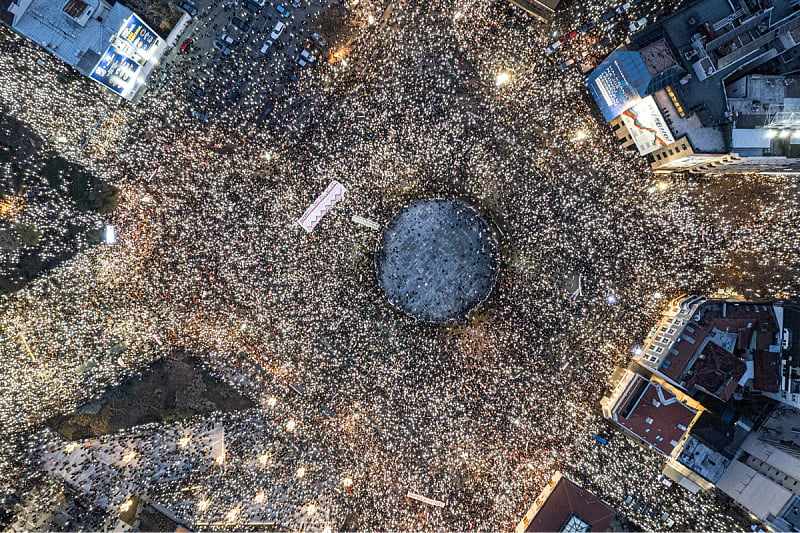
[157,0,328,127]
[376,199,499,323]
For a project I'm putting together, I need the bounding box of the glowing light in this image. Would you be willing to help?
[225,507,239,524]
[495,71,511,86]
[178,436,191,448]
[104,224,116,245]
[367,14,375,24]
[453,11,462,21]
[296,465,306,478]
[121,450,137,463]
[120,498,134,513]
[306,503,317,515]
[571,131,587,142]
[606,293,617,305]
[653,291,662,299]
[266,396,277,407]
[656,181,669,191]
[286,419,297,432]
[342,476,353,489]
[216,453,225,465]
[330,48,349,63]
[197,499,210,512]
[64,443,76,454]
[323,526,333,533]
[254,491,266,503]
[258,452,272,465]
[632,346,643,356]
[766,129,778,139]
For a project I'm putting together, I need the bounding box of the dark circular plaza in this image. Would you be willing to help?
[376,199,500,323]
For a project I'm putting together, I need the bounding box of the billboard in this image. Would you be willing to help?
[620,96,675,155]
[587,51,652,121]
[118,14,159,53]
[90,47,140,96]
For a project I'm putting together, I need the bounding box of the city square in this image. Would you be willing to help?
[0,0,799,530]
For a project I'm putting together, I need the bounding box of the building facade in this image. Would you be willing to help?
[1,0,167,100]
[587,0,800,174]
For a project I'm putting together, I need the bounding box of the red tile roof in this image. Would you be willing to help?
[659,301,779,398]
[613,375,695,456]
[523,474,616,532]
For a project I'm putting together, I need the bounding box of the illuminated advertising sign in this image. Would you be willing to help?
[620,96,675,155]
[90,47,140,96]
[119,14,159,53]
[587,51,652,121]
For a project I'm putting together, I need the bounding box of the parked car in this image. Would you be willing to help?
[579,21,596,34]
[559,58,575,70]
[231,16,250,32]
[270,21,286,40]
[244,0,261,13]
[311,32,325,46]
[220,33,236,45]
[545,40,562,55]
[252,0,266,5]
[599,9,615,22]
[212,39,232,55]
[616,2,631,14]
[260,39,274,54]
[191,85,205,97]
[275,5,291,18]
[179,1,197,16]
[629,17,647,31]
[179,38,192,53]
[191,110,208,122]
[291,0,301,8]
[298,48,316,64]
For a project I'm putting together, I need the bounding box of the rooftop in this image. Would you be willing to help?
[657,300,779,399]
[717,459,794,520]
[517,472,616,533]
[612,374,696,456]
[677,435,731,483]
[10,0,131,75]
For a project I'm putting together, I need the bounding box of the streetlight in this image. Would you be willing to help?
[571,131,587,142]
[495,70,511,87]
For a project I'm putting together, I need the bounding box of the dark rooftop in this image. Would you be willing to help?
[659,301,779,399]
[522,473,616,532]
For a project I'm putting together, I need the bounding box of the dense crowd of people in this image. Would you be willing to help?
[1,0,799,529]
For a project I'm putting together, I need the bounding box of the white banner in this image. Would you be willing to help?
[407,491,445,507]
[298,180,346,232]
